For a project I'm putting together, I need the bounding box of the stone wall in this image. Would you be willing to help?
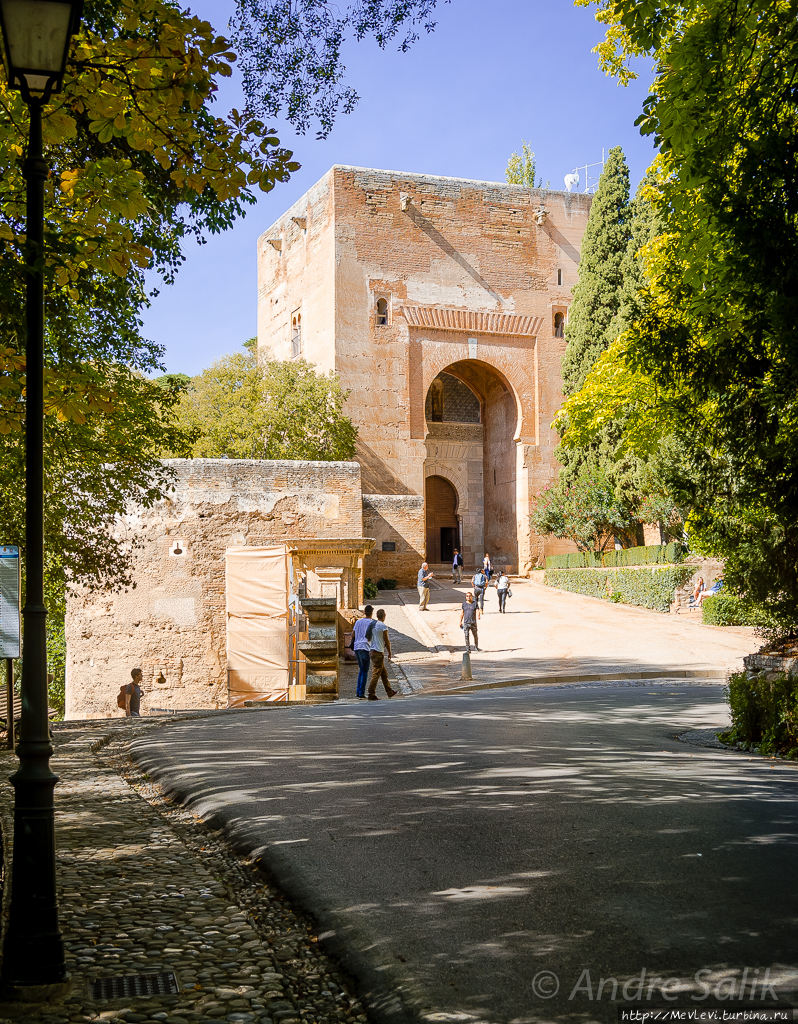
[362,494,424,586]
[65,459,365,720]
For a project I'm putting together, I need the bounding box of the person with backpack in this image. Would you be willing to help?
[118,668,144,717]
[351,605,374,699]
[472,567,488,611]
[368,608,397,700]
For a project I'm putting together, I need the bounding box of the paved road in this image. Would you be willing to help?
[393,579,760,692]
[132,685,798,1024]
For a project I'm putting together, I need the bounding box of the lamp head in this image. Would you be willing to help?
[0,0,82,101]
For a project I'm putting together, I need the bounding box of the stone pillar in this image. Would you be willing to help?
[298,597,339,703]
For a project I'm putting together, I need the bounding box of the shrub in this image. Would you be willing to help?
[377,578,397,591]
[545,542,683,571]
[363,577,378,599]
[545,564,695,613]
[702,593,775,628]
[722,671,798,757]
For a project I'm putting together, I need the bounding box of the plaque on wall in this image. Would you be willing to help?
[381,541,396,552]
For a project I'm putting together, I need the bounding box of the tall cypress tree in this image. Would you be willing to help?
[561,146,631,395]
[555,157,676,541]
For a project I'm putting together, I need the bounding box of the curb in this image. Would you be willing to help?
[394,591,449,654]
[431,668,729,695]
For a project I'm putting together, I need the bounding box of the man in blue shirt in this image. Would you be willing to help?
[351,605,374,699]
[417,562,434,611]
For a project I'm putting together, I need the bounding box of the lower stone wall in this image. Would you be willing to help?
[362,494,424,587]
[65,458,365,719]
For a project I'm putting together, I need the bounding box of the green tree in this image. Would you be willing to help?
[172,351,358,461]
[561,146,631,395]
[233,0,446,137]
[578,0,798,631]
[0,0,299,595]
[529,468,638,553]
[505,141,540,187]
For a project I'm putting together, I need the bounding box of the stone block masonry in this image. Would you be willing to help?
[362,494,425,586]
[65,459,365,719]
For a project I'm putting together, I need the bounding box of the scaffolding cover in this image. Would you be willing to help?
[226,546,289,705]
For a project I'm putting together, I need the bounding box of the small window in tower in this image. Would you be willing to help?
[557,268,563,286]
[554,312,565,338]
[376,297,388,326]
[291,311,301,357]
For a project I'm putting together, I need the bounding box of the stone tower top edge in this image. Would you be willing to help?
[329,164,593,199]
[257,164,592,239]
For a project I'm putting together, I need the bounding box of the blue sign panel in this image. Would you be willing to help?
[0,546,21,659]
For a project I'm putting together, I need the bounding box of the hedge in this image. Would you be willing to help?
[720,671,798,757]
[545,542,684,571]
[702,593,774,628]
[545,564,695,613]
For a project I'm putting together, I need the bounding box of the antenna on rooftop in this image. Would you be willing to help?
[564,149,606,193]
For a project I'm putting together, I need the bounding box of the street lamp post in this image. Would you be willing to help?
[0,0,82,996]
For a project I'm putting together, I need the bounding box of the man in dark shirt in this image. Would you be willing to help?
[459,591,481,652]
[125,668,144,717]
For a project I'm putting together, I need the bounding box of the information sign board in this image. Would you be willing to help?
[0,546,21,659]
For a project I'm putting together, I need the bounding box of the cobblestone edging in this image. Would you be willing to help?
[0,717,369,1024]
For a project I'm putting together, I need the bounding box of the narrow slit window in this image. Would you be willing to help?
[557,268,563,286]
[376,297,388,326]
[291,311,301,357]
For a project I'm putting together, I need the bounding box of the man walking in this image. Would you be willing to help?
[125,668,144,718]
[472,567,488,611]
[418,561,434,611]
[368,608,397,700]
[452,548,464,583]
[459,591,481,652]
[352,605,374,699]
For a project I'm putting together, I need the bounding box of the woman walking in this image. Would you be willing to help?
[482,553,493,582]
[496,571,510,613]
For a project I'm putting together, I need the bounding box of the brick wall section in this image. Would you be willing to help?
[65,459,364,720]
[362,494,424,586]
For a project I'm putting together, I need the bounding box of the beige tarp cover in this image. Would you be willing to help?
[226,546,289,706]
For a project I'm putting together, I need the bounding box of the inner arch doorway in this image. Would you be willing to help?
[425,475,459,564]
[424,361,519,571]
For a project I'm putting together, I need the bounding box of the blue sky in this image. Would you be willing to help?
[146,0,657,375]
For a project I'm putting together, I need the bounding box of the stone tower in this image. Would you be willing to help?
[257,166,591,579]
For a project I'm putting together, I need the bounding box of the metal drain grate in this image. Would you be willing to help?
[88,972,179,1000]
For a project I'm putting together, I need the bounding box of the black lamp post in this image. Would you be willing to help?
[0,0,82,996]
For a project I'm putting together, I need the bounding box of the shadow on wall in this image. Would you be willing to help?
[356,440,414,495]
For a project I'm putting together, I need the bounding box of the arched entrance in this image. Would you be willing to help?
[425,475,459,563]
[424,361,519,571]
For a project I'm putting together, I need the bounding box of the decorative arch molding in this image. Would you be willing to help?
[423,462,467,515]
[419,348,531,443]
[401,306,543,338]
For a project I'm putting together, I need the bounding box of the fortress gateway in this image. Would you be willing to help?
[258,165,591,580]
[64,167,591,716]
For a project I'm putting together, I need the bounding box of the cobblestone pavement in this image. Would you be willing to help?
[0,716,369,1024]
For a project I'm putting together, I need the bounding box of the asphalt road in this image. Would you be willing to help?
[131,685,798,1024]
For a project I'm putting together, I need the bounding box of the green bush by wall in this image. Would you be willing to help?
[545,542,683,571]
[545,564,695,613]
[702,593,774,627]
[721,671,798,757]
